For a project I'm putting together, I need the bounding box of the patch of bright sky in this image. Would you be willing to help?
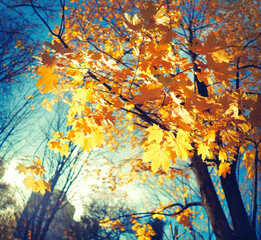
[68,145,151,220]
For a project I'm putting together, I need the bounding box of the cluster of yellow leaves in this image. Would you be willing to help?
[151,202,194,228]
[143,124,192,173]
[48,131,70,157]
[15,157,51,194]
[30,0,261,190]
[100,217,125,232]
[32,0,259,184]
[151,205,166,221]
[131,220,156,240]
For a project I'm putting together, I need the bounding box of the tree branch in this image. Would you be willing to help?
[101,201,202,222]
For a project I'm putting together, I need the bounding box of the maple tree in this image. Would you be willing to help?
[22,0,261,239]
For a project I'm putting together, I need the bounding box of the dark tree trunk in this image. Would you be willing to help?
[191,152,236,240]
[220,160,257,240]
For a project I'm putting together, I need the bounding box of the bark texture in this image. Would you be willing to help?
[191,153,236,240]
[220,160,257,240]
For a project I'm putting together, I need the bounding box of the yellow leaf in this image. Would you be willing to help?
[154,6,169,25]
[143,142,170,172]
[218,162,231,178]
[41,98,53,111]
[73,131,86,148]
[212,49,232,63]
[204,130,216,142]
[197,143,210,161]
[167,131,192,160]
[36,65,58,93]
[23,175,35,190]
[147,124,164,143]
[38,179,50,194]
[53,131,61,139]
[82,137,95,152]
[219,150,227,162]
[73,88,93,105]
[15,163,28,175]
[60,143,70,157]
[152,211,165,221]
[220,129,239,143]
[124,13,142,30]
[92,131,105,148]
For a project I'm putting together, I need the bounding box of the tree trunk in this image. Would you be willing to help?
[191,152,236,240]
[32,191,52,240]
[40,191,66,240]
[220,160,257,240]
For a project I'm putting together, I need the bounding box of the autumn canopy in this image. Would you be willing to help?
[17,0,261,239]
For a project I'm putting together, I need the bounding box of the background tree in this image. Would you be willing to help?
[0,1,81,239]
[0,0,45,164]
[0,163,21,239]
[6,0,68,48]
[20,0,261,239]
[0,0,38,83]
[14,103,100,240]
[61,196,136,240]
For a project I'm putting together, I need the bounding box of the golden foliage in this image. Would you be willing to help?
[28,0,261,235]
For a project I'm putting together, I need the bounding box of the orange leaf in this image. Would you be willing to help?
[220,129,239,144]
[45,40,72,54]
[175,209,193,227]
[218,162,231,178]
[48,140,62,152]
[36,65,58,93]
[132,84,162,105]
